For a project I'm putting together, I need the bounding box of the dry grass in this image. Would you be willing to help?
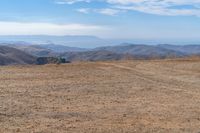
[0,59,200,133]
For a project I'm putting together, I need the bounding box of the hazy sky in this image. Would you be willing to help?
[0,0,200,41]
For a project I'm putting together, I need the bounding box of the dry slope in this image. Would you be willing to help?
[0,59,200,133]
[0,46,36,65]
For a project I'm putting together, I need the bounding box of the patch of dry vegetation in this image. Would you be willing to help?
[0,59,200,133]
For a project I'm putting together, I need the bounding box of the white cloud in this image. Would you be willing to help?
[111,0,200,16]
[77,8,90,14]
[56,0,200,16]
[107,0,200,5]
[77,8,122,16]
[55,0,91,4]
[0,21,106,36]
[96,8,121,16]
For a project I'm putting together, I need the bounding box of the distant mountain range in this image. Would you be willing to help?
[4,43,87,57]
[0,35,110,48]
[0,41,200,65]
[1,35,200,48]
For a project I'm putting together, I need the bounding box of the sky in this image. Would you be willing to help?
[0,0,200,43]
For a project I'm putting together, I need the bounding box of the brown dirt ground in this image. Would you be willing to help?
[0,59,200,133]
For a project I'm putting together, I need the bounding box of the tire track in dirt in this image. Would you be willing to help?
[100,62,198,92]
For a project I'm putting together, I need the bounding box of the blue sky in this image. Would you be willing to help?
[0,0,200,43]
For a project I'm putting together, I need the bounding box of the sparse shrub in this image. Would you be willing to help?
[36,57,70,65]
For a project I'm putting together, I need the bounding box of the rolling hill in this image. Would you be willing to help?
[158,44,200,55]
[0,42,200,64]
[59,44,200,61]
[40,44,87,53]
[8,44,55,57]
[0,46,36,65]
[94,44,186,59]
[60,50,133,62]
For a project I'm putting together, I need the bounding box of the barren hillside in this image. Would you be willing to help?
[0,59,200,132]
[0,46,36,65]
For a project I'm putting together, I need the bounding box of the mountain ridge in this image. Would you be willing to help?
[0,43,200,65]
